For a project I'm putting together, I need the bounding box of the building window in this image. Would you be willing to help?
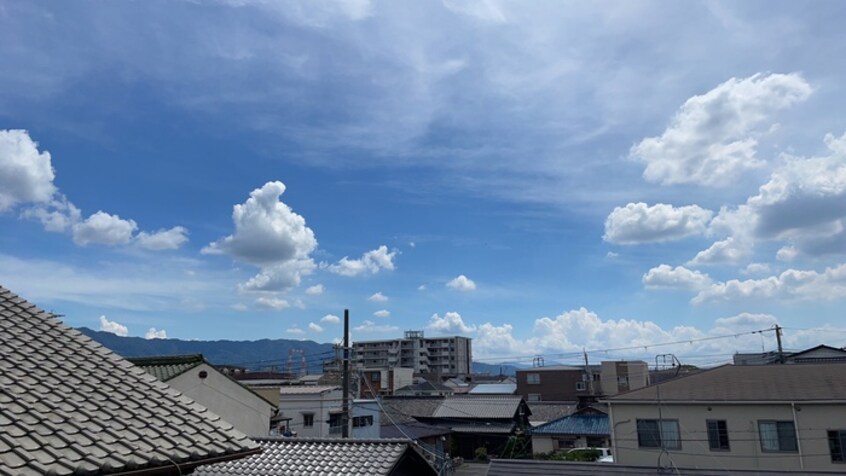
[302,413,314,428]
[353,416,373,428]
[758,421,797,452]
[575,381,586,391]
[528,393,541,402]
[329,413,343,434]
[707,420,730,450]
[830,430,846,462]
[526,373,541,384]
[637,419,681,449]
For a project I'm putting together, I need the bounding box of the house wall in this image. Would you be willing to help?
[168,363,274,437]
[609,401,846,472]
[532,435,555,454]
[516,368,596,402]
[277,389,343,437]
[600,361,648,396]
[351,400,381,438]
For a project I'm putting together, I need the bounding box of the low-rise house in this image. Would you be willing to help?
[394,380,454,397]
[517,365,602,402]
[526,401,577,427]
[469,382,517,395]
[359,367,414,398]
[351,399,381,438]
[531,408,610,454]
[0,285,258,474]
[194,437,438,476]
[277,385,344,437]
[734,344,846,365]
[606,363,846,472]
[129,354,276,437]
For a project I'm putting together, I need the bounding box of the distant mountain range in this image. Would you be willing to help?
[79,327,524,376]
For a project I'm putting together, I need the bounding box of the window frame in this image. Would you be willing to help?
[302,413,314,428]
[636,419,681,450]
[575,381,586,391]
[706,419,730,451]
[526,373,541,385]
[758,420,798,453]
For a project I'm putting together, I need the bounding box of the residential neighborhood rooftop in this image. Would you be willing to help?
[609,363,846,402]
[0,286,259,475]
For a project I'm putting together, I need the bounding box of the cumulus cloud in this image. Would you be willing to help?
[321,314,341,324]
[642,264,713,291]
[692,263,846,304]
[446,274,476,291]
[631,73,812,186]
[72,211,138,246]
[1,129,187,249]
[255,296,291,310]
[603,202,713,244]
[427,312,477,334]
[286,327,305,335]
[742,263,771,275]
[354,320,399,333]
[145,327,167,339]
[326,245,396,277]
[687,237,750,266]
[98,315,128,337]
[308,322,323,332]
[776,245,798,262]
[305,284,324,295]
[204,181,317,292]
[0,129,57,212]
[373,309,390,318]
[135,226,189,251]
[368,292,388,302]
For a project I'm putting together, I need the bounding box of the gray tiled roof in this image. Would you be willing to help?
[128,354,205,381]
[531,414,609,436]
[194,437,437,476]
[526,402,576,424]
[381,397,444,424]
[487,459,842,475]
[608,363,846,402]
[433,396,525,419]
[0,286,259,475]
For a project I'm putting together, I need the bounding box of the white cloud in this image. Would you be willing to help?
[373,309,390,318]
[642,264,713,291]
[326,245,396,277]
[687,237,750,266]
[231,303,249,311]
[145,327,167,339]
[631,73,812,186]
[418,284,427,291]
[742,263,771,275]
[305,284,324,295]
[0,129,57,212]
[203,181,317,291]
[98,315,128,337]
[603,202,713,244]
[354,320,399,333]
[135,226,189,250]
[321,314,341,324]
[255,296,291,310]
[308,322,323,332]
[693,263,846,304]
[427,312,476,334]
[446,274,476,291]
[21,196,80,233]
[776,245,798,262]
[712,312,778,331]
[367,292,388,302]
[72,211,138,246]
[286,327,305,335]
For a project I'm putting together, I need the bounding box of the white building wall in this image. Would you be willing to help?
[351,400,381,439]
[277,388,343,438]
[168,363,274,437]
[610,401,846,472]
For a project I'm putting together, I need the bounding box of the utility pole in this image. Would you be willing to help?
[775,324,784,364]
[583,349,595,395]
[342,309,350,438]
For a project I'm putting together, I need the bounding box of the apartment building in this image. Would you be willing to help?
[517,360,648,402]
[352,330,472,376]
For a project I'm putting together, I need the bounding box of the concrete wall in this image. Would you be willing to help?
[609,401,846,472]
[351,400,381,438]
[277,388,343,437]
[168,363,274,437]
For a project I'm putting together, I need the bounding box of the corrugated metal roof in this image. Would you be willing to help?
[468,383,517,394]
[433,396,524,419]
[608,363,846,402]
[531,414,609,436]
[0,285,259,475]
[194,438,437,476]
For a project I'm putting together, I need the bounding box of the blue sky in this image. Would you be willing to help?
[3,1,846,365]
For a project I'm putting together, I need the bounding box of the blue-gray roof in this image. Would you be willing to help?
[531,414,609,436]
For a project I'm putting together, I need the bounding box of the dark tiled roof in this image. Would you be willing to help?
[608,363,846,402]
[194,437,437,476]
[487,459,841,475]
[449,422,515,434]
[381,397,444,424]
[128,354,205,381]
[526,402,576,423]
[0,286,259,475]
[531,414,609,436]
[380,421,451,439]
[433,396,525,419]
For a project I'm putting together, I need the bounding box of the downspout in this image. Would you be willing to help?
[791,402,804,470]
